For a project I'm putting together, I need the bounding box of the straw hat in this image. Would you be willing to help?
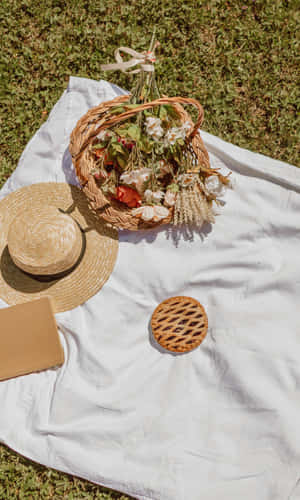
[0,183,118,313]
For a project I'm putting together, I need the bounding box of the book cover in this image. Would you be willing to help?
[0,297,64,381]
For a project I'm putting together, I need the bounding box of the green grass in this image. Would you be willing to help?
[0,0,299,497]
[0,446,131,499]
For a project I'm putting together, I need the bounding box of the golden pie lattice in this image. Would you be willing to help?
[151,296,208,353]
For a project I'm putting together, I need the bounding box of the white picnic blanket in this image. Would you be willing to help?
[1,77,300,500]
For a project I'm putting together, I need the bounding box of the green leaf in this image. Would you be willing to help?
[114,125,130,136]
[154,143,165,155]
[111,143,125,154]
[159,105,168,120]
[168,183,179,193]
[124,104,141,109]
[127,124,141,141]
[143,110,154,117]
[138,136,153,153]
[117,155,126,168]
[109,106,125,115]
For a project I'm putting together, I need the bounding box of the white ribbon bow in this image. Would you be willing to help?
[101,46,157,74]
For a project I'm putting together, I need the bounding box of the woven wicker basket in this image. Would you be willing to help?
[69,94,215,230]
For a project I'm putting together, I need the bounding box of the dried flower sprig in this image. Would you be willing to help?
[74,36,232,229]
[173,175,216,226]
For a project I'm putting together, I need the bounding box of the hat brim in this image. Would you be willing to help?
[0,183,118,313]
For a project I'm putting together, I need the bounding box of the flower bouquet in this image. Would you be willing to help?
[69,36,230,230]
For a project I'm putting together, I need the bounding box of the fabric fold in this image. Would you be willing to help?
[0,77,299,500]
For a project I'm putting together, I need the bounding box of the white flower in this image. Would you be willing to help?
[144,189,153,203]
[120,171,134,184]
[142,206,155,222]
[164,127,182,145]
[133,205,169,222]
[164,190,176,207]
[96,130,108,141]
[145,117,164,141]
[133,168,151,193]
[181,121,192,132]
[132,206,154,222]
[152,190,164,203]
[153,205,169,222]
[120,168,151,194]
[205,175,225,197]
[143,189,164,204]
[164,122,191,146]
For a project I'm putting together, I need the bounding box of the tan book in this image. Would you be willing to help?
[0,297,64,381]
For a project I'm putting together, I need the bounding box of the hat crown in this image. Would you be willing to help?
[7,206,83,275]
[0,183,118,312]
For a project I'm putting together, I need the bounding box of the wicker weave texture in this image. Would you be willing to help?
[0,183,118,313]
[69,95,213,230]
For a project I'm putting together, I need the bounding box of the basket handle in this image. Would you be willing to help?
[94,96,204,140]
